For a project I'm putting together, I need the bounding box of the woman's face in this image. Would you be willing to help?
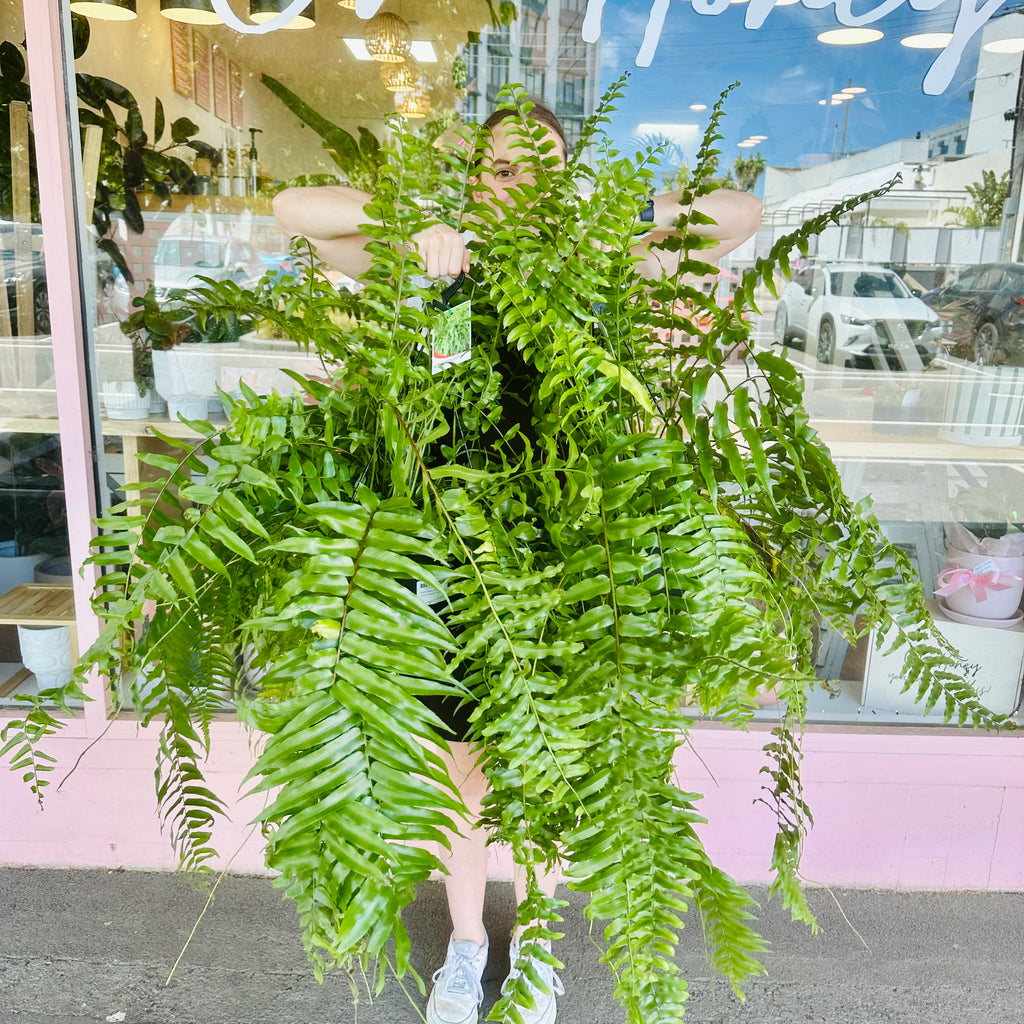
[472,120,567,212]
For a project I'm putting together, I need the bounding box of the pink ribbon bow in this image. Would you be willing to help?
[934,567,1024,601]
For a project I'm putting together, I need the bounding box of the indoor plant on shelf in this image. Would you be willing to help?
[2,82,1009,1024]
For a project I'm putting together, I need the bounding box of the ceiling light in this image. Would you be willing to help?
[249,0,316,28]
[337,0,357,7]
[841,86,867,94]
[749,135,767,141]
[381,59,417,92]
[365,11,412,63]
[738,140,757,147]
[831,93,853,100]
[160,0,222,23]
[900,32,953,49]
[689,103,707,111]
[410,40,437,62]
[818,98,843,105]
[345,37,435,61]
[983,37,1024,53]
[817,28,883,45]
[69,0,137,19]
[774,0,800,5]
[396,90,430,118]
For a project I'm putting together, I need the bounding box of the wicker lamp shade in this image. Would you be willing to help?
[337,0,357,7]
[395,90,430,119]
[249,0,316,28]
[69,0,137,19]
[380,59,417,92]
[160,0,223,23]
[365,12,412,63]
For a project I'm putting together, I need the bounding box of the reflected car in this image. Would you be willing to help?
[774,262,945,370]
[922,262,1024,364]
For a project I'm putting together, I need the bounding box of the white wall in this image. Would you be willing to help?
[965,14,1021,156]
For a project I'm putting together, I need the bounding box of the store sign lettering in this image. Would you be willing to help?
[211,0,999,96]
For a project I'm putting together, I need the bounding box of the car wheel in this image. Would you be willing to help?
[773,306,789,345]
[816,318,836,364]
[974,321,999,364]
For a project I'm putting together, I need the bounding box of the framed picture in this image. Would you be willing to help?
[170,21,193,100]
[212,48,230,122]
[229,61,244,129]
[192,29,211,112]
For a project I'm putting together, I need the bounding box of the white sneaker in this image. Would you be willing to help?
[426,933,489,1024]
[501,938,564,1024]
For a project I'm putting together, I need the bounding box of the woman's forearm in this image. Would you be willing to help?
[651,187,763,251]
[272,185,376,242]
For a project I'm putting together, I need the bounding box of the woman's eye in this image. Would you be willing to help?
[495,168,517,180]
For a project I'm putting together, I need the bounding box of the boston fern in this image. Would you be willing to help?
[3,80,1009,1022]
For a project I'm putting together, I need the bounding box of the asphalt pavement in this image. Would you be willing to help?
[2,868,1023,1024]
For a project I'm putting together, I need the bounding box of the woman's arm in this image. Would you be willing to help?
[631,187,763,279]
[272,185,470,280]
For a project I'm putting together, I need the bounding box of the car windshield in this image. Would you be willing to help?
[830,270,911,299]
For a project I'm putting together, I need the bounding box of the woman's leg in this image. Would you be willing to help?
[435,739,490,947]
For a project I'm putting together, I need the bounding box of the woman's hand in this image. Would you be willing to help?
[411,223,471,279]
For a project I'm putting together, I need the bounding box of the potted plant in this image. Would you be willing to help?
[2,84,1008,1023]
[121,282,249,421]
[936,470,1024,624]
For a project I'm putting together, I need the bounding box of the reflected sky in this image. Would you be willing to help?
[599,0,989,177]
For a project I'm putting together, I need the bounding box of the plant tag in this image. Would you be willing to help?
[972,558,999,576]
[431,300,471,374]
[416,580,447,607]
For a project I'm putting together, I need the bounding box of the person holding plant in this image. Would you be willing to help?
[272,101,761,1024]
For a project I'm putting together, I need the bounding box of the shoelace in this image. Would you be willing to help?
[502,946,565,1000]
[433,945,485,1005]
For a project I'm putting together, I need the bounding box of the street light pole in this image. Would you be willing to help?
[1005,50,1024,261]
[840,78,853,157]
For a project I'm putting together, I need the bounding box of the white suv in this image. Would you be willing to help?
[774,262,945,370]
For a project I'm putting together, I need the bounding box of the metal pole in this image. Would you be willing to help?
[839,78,852,157]
[1005,50,1024,261]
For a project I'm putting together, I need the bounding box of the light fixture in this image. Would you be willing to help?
[774,0,800,5]
[345,38,436,61]
[160,0,223,23]
[841,86,867,94]
[249,0,316,29]
[817,28,883,45]
[749,135,767,141]
[337,0,357,7]
[900,32,953,49]
[396,90,430,118]
[689,103,707,111]
[737,140,756,147]
[381,59,417,92]
[365,11,412,63]
[818,98,842,105]
[69,0,137,19]
[831,92,853,101]
[983,37,1024,53]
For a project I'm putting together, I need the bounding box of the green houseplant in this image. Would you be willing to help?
[2,82,1009,1023]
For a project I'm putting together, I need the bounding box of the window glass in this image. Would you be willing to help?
[30,0,1024,725]
[0,4,75,708]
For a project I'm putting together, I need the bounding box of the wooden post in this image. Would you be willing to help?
[10,99,34,338]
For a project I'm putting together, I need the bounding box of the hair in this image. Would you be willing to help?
[482,99,567,158]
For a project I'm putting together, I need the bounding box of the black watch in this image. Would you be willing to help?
[640,197,655,223]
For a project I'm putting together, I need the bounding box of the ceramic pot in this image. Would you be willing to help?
[938,363,1024,448]
[938,546,1024,620]
[100,381,150,420]
[152,343,235,422]
[17,624,73,689]
[0,542,45,597]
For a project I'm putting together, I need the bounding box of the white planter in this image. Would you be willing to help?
[0,543,45,597]
[152,342,236,422]
[17,624,73,690]
[937,546,1024,621]
[938,363,1024,448]
[100,380,150,420]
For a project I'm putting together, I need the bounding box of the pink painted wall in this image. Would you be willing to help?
[4,720,1022,891]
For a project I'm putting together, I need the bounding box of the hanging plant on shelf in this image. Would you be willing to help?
[1,80,1010,1024]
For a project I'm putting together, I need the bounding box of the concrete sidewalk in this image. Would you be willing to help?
[2,868,1022,1024]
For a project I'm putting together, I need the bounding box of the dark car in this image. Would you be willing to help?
[924,262,1024,364]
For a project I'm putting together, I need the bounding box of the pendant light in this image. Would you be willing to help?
[69,0,137,20]
[365,12,412,63]
[249,0,316,29]
[160,0,223,23]
[396,89,429,119]
[380,59,416,93]
[337,0,357,8]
